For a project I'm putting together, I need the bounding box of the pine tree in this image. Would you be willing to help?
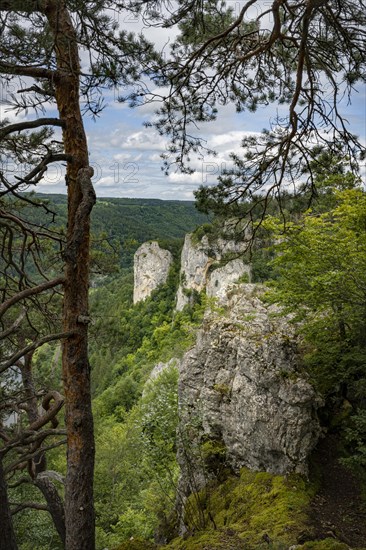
[0,2,158,548]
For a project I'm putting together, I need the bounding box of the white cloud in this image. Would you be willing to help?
[168,172,203,184]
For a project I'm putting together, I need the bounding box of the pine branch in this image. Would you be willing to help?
[0,332,74,373]
[0,118,64,140]
[0,277,64,319]
[0,61,56,80]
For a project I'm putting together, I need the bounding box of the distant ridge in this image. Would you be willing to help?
[24,193,209,267]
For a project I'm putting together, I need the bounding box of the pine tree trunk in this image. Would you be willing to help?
[0,457,18,550]
[45,2,96,548]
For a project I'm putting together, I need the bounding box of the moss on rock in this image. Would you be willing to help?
[300,540,350,550]
[113,538,157,550]
[167,468,316,549]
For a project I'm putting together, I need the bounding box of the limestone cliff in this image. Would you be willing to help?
[177,283,321,497]
[133,241,173,304]
[176,233,251,310]
[133,236,321,489]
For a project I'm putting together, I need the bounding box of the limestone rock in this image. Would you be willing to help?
[148,358,180,383]
[176,234,212,310]
[177,284,322,495]
[206,260,251,303]
[133,241,173,304]
[142,358,180,397]
[176,233,250,310]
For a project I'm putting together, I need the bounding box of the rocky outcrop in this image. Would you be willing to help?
[148,358,180,383]
[176,233,250,310]
[206,259,251,302]
[177,284,321,496]
[133,241,173,304]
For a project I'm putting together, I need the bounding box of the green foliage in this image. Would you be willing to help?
[251,246,276,283]
[94,365,180,549]
[91,262,205,418]
[342,409,366,468]
[236,272,250,284]
[191,222,216,244]
[32,343,62,392]
[264,183,366,466]
[10,481,63,550]
[266,187,366,325]
[177,2,235,47]
[90,253,206,548]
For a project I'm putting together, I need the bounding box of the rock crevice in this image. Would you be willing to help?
[176,233,251,310]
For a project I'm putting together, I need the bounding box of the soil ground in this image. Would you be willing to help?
[309,434,366,548]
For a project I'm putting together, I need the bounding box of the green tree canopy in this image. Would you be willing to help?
[265,179,366,465]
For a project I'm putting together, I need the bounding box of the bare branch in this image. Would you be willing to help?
[6,429,67,454]
[10,502,49,515]
[5,438,67,472]
[7,477,31,489]
[29,391,64,432]
[0,277,64,320]
[0,332,74,373]
[13,152,72,186]
[0,309,26,340]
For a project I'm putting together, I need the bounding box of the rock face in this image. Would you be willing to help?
[176,233,251,310]
[206,259,251,302]
[177,284,321,496]
[148,357,180,383]
[133,241,173,304]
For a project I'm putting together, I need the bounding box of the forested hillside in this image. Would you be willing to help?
[6,174,366,550]
[1,3,364,550]
[30,194,209,267]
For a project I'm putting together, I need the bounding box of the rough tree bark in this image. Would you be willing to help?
[43,2,96,548]
[0,0,96,544]
[0,457,18,550]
